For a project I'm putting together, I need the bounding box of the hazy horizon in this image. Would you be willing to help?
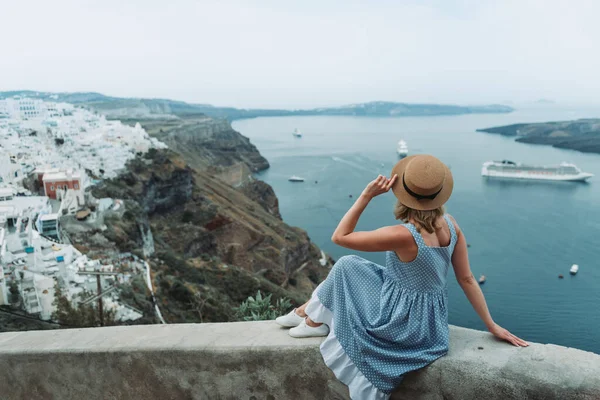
[3,0,600,109]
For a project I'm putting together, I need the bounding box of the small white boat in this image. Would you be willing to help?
[292,128,302,138]
[397,140,408,157]
[570,264,579,275]
[288,175,305,182]
[478,275,486,284]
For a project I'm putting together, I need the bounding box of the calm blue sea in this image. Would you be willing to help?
[233,105,600,354]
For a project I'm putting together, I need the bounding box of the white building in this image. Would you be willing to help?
[0,149,21,184]
[39,213,60,241]
[57,188,85,215]
[0,97,46,120]
[0,196,50,227]
[19,270,55,320]
[0,101,9,119]
[0,187,14,202]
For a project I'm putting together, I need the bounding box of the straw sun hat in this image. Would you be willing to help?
[390,155,453,211]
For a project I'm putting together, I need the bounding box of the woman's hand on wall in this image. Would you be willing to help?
[361,174,397,199]
[488,324,529,347]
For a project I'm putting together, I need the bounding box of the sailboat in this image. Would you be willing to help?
[292,128,302,138]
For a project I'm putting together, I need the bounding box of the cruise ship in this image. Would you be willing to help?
[397,140,408,158]
[481,160,593,182]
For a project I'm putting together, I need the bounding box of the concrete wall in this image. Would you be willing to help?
[0,322,598,400]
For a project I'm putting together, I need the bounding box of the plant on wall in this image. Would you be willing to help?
[234,290,292,321]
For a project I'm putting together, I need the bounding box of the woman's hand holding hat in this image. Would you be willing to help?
[362,174,398,200]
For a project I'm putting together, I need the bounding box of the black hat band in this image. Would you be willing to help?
[402,173,443,201]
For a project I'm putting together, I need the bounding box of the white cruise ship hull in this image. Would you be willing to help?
[481,160,593,182]
[482,170,593,182]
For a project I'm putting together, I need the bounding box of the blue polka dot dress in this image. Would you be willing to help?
[305,215,457,399]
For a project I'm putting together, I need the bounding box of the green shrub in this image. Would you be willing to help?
[144,148,158,160]
[169,280,193,303]
[181,210,194,223]
[234,290,292,321]
[158,251,206,284]
[308,268,321,285]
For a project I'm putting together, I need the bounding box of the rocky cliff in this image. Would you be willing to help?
[240,179,281,219]
[125,117,269,172]
[72,147,328,323]
[477,119,600,154]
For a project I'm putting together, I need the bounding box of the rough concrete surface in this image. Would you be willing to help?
[0,322,598,400]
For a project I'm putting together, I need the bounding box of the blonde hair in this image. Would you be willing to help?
[394,200,445,234]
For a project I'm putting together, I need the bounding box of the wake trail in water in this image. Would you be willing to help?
[321,205,339,222]
[331,156,380,175]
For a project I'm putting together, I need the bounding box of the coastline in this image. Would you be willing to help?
[477,120,600,155]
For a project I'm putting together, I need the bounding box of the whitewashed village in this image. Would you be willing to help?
[0,96,167,325]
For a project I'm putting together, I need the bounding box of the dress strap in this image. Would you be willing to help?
[403,223,426,247]
[444,215,457,246]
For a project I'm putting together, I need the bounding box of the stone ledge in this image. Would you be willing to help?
[0,322,598,400]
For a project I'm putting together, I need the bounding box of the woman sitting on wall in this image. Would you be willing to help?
[276,154,528,399]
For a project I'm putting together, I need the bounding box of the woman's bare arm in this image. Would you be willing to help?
[331,192,371,245]
[450,217,529,347]
[451,222,495,328]
[331,175,411,252]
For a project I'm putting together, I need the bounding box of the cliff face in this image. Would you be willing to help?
[81,149,328,323]
[113,117,268,172]
[240,180,282,219]
[477,119,600,154]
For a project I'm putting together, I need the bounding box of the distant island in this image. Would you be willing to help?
[477,119,600,154]
[0,90,513,121]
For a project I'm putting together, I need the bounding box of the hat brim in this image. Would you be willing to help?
[390,155,453,211]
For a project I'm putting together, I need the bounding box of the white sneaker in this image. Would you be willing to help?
[275,309,305,328]
[288,320,330,338]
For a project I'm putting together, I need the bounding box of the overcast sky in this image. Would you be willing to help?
[2,0,599,108]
